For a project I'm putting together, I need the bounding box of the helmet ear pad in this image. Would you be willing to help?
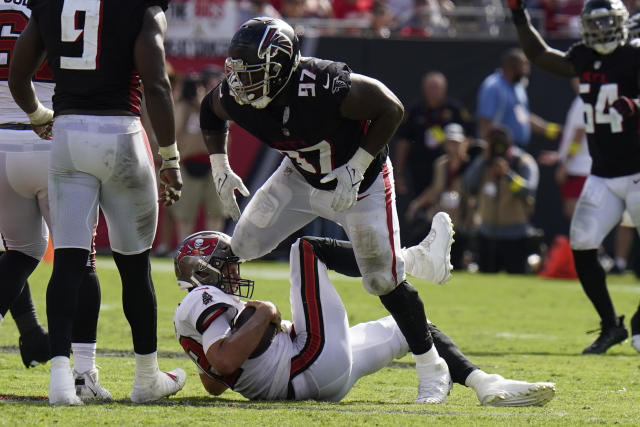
[225,17,301,107]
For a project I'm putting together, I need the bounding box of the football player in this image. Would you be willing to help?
[9,0,185,405]
[509,0,640,354]
[200,17,453,403]
[0,0,110,400]
[173,229,556,405]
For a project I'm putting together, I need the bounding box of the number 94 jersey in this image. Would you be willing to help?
[567,42,640,178]
[219,57,387,193]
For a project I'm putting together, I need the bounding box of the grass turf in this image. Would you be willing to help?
[1,257,640,425]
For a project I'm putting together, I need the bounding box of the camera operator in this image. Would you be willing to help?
[463,126,539,273]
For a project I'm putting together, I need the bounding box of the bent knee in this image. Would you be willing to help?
[362,272,397,296]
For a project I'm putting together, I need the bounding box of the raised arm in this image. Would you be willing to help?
[509,0,577,77]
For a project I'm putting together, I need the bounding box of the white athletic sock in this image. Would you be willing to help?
[72,342,96,374]
[413,345,440,380]
[134,352,160,384]
[464,369,490,390]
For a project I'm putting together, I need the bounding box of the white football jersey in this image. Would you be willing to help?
[0,1,54,124]
[174,286,294,400]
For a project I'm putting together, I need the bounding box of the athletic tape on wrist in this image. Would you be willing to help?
[159,142,180,170]
[348,147,375,175]
[27,102,54,126]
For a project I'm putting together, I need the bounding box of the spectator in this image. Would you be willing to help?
[168,67,226,241]
[237,0,281,26]
[463,126,539,274]
[476,48,561,150]
[281,0,333,18]
[332,0,373,19]
[405,123,475,269]
[396,0,449,37]
[393,71,472,245]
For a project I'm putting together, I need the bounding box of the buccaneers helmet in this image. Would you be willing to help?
[225,17,300,109]
[580,0,629,54]
[174,231,254,298]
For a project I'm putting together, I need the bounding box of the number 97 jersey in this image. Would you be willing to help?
[567,42,640,178]
[28,0,168,115]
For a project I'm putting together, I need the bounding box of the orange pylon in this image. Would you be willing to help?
[42,237,54,263]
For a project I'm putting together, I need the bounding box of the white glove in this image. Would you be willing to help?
[320,147,374,212]
[210,154,250,221]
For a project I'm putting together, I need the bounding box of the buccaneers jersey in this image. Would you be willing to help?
[567,42,640,178]
[28,0,167,115]
[0,1,53,124]
[216,57,388,192]
[174,286,294,400]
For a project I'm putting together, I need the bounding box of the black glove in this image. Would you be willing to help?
[612,96,637,118]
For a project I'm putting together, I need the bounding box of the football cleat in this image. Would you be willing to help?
[19,325,50,368]
[582,315,628,354]
[402,212,454,285]
[415,350,452,404]
[474,374,556,407]
[49,358,83,406]
[130,369,186,403]
[74,369,113,401]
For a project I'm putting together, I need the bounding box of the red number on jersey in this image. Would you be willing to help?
[178,335,243,388]
[0,10,53,82]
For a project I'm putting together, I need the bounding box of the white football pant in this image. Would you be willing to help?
[571,173,640,250]
[49,115,157,254]
[233,157,405,296]
[0,130,51,259]
[288,238,409,401]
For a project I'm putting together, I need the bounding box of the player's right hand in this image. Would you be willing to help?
[507,0,525,9]
[159,168,183,206]
[210,159,250,221]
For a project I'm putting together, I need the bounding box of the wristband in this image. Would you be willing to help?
[348,147,375,175]
[27,101,54,126]
[544,122,560,140]
[159,142,180,170]
[210,153,230,170]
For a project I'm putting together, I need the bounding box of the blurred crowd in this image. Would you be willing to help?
[228,0,600,38]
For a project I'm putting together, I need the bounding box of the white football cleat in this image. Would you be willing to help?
[49,357,83,406]
[403,212,454,285]
[74,369,113,401]
[130,369,186,403]
[474,374,555,407]
[414,349,452,404]
[632,334,640,352]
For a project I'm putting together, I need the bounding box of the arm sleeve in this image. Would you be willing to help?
[200,88,229,135]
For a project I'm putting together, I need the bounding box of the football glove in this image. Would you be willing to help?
[320,147,374,212]
[210,154,250,221]
[612,96,637,118]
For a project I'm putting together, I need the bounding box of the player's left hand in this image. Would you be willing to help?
[320,163,364,212]
[159,168,183,206]
[612,96,637,118]
[32,123,53,140]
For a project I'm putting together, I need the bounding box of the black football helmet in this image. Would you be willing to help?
[627,13,640,40]
[174,231,254,298]
[580,0,629,54]
[225,17,300,109]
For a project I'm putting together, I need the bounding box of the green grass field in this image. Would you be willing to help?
[1,257,640,425]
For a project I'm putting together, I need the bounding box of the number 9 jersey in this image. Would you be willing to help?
[567,42,640,178]
[28,0,168,115]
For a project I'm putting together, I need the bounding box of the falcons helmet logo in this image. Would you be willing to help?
[258,25,294,59]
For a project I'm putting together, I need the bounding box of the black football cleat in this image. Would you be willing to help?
[19,325,51,368]
[582,316,628,354]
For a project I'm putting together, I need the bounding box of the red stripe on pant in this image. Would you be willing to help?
[381,164,398,285]
[290,239,324,378]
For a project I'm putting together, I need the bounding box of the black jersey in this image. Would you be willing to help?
[29,0,166,115]
[567,42,640,178]
[218,57,387,192]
